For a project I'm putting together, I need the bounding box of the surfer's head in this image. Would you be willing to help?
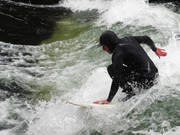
[99,30,119,53]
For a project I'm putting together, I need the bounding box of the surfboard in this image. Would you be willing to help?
[67,101,115,108]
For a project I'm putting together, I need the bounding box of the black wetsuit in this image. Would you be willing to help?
[106,36,158,102]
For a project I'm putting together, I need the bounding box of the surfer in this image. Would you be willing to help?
[93,30,167,104]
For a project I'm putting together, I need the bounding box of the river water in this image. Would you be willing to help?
[0,0,180,135]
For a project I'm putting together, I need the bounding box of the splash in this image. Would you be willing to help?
[62,0,180,35]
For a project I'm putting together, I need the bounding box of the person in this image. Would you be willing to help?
[93,30,167,104]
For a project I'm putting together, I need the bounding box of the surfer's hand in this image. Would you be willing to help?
[93,100,110,104]
[156,48,167,58]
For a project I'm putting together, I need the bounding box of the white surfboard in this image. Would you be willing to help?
[67,101,115,108]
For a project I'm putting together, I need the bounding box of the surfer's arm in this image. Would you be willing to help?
[107,78,121,102]
[107,52,132,102]
[133,36,157,52]
[107,74,133,102]
[134,36,167,58]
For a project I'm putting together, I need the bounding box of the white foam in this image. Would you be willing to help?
[27,56,180,134]
[157,36,180,90]
[0,100,9,121]
[133,126,180,135]
[27,68,113,135]
[0,130,10,135]
[62,0,180,35]
[61,0,110,12]
[26,67,166,135]
[163,126,180,135]
[71,67,112,102]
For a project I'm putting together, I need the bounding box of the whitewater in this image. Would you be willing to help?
[0,0,180,135]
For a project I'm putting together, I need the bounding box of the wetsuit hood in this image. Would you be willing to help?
[99,30,119,52]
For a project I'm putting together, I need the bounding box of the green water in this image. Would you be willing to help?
[41,17,92,44]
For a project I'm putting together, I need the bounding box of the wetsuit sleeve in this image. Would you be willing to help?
[107,50,132,102]
[133,36,157,52]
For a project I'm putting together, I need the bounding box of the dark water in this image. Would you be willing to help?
[0,0,72,45]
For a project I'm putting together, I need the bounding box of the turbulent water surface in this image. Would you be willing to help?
[0,0,180,135]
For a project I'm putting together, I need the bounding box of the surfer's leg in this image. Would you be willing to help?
[121,72,136,101]
[121,73,158,102]
[134,72,159,90]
